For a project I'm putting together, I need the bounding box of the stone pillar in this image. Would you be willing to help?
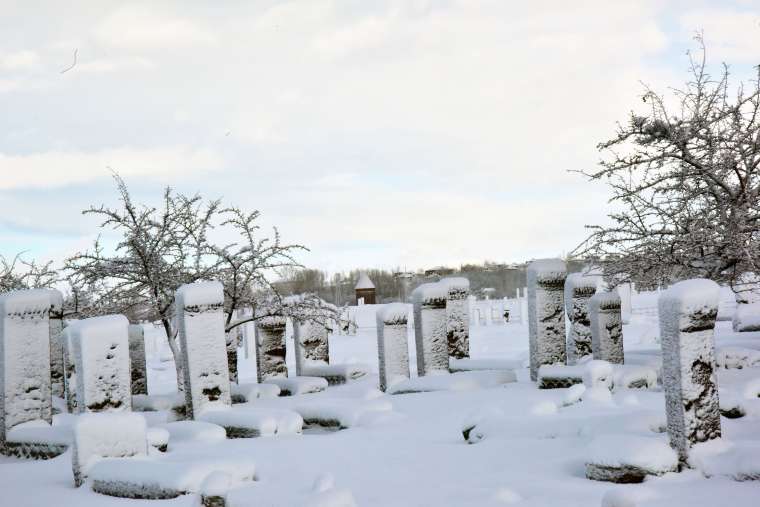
[590,291,623,364]
[376,303,410,391]
[128,324,147,395]
[564,272,600,364]
[659,279,721,463]
[294,320,330,377]
[527,259,567,381]
[0,289,52,447]
[67,315,132,414]
[441,277,470,359]
[411,282,448,376]
[255,315,288,382]
[176,282,231,419]
[47,289,65,398]
[63,328,78,412]
[226,329,240,384]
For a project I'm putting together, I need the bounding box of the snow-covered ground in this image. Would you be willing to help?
[2,310,760,506]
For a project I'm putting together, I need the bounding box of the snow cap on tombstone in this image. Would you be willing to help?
[176,281,224,309]
[46,289,64,313]
[0,288,52,316]
[67,314,129,340]
[411,282,448,306]
[659,279,720,315]
[527,259,567,285]
[378,303,409,326]
[258,314,287,329]
[590,291,621,310]
[440,277,470,299]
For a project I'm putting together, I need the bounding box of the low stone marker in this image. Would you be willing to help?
[68,315,132,414]
[48,289,65,398]
[376,303,411,391]
[128,324,147,395]
[441,277,470,359]
[527,259,567,381]
[659,278,721,463]
[411,283,449,376]
[564,272,600,363]
[256,315,288,382]
[589,291,623,364]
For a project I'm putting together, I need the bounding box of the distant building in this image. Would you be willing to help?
[355,272,376,305]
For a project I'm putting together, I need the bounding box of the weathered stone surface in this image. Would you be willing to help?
[294,320,330,377]
[441,277,470,359]
[48,289,65,398]
[564,272,600,364]
[412,283,449,376]
[590,291,624,364]
[527,259,567,381]
[255,316,288,382]
[128,325,148,395]
[376,303,410,392]
[585,463,654,483]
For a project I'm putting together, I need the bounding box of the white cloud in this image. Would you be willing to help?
[680,8,760,62]
[0,50,40,70]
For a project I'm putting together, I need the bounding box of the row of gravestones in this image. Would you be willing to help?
[524,259,722,476]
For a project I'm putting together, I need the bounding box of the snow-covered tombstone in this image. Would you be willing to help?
[47,289,65,398]
[527,259,567,381]
[441,277,470,359]
[731,273,760,331]
[411,282,449,376]
[658,279,721,463]
[255,314,288,382]
[589,291,623,364]
[128,324,147,395]
[68,315,132,414]
[176,282,231,419]
[563,272,600,363]
[63,328,78,413]
[0,289,53,451]
[293,319,329,376]
[376,303,411,391]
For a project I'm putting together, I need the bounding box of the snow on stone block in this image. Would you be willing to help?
[256,315,288,382]
[718,392,746,419]
[293,399,393,429]
[230,382,281,403]
[589,291,623,364]
[564,272,601,364]
[440,277,470,359]
[197,407,303,438]
[0,289,53,449]
[294,320,330,377]
[72,412,149,487]
[716,346,760,369]
[585,435,678,483]
[128,324,147,395]
[159,421,227,448]
[47,289,65,398]
[658,278,721,463]
[68,315,132,414]
[132,393,187,420]
[527,259,567,381]
[411,282,449,376]
[537,364,583,389]
[689,439,760,481]
[387,370,516,395]
[300,363,370,386]
[264,376,328,396]
[200,471,231,507]
[732,303,760,332]
[612,365,658,390]
[176,282,231,419]
[3,420,71,459]
[449,358,523,373]
[376,302,410,392]
[583,360,614,390]
[148,427,169,452]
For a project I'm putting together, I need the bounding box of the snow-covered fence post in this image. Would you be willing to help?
[442,277,470,359]
[589,291,623,364]
[48,289,65,398]
[376,303,410,391]
[411,283,449,376]
[128,324,147,395]
[294,320,329,377]
[527,259,567,381]
[564,272,600,364]
[176,282,231,419]
[255,315,288,382]
[0,289,52,448]
[659,279,721,463]
[67,315,132,414]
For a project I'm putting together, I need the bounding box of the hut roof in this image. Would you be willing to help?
[355,273,375,290]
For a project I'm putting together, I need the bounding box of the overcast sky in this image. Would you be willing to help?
[1,1,759,273]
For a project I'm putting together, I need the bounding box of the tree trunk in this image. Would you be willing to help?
[163,319,185,393]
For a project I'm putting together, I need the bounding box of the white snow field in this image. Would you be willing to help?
[2,297,760,506]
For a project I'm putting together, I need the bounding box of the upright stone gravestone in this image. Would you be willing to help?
[441,277,470,359]
[63,327,78,413]
[590,291,623,364]
[411,282,449,376]
[128,324,148,395]
[376,303,411,391]
[255,315,288,382]
[0,289,52,449]
[293,319,330,377]
[68,315,132,414]
[48,289,65,398]
[564,272,600,364]
[176,282,231,419]
[659,279,721,463]
[527,259,567,381]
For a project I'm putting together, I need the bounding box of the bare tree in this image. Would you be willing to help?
[575,34,760,290]
[0,253,58,292]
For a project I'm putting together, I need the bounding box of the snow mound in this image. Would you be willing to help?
[159,421,227,447]
[585,435,678,483]
[689,439,760,481]
[716,346,760,369]
[264,376,328,396]
[388,370,516,395]
[197,407,303,438]
[612,365,658,390]
[231,382,281,403]
[449,358,523,373]
[537,361,613,390]
[132,393,185,412]
[732,303,760,332]
[147,427,169,452]
[294,398,393,429]
[300,363,370,385]
[175,281,224,307]
[601,488,656,507]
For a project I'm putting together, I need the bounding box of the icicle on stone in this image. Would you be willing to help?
[47,289,66,398]
[659,279,721,463]
[441,277,470,359]
[128,324,148,395]
[590,291,623,364]
[563,272,600,364]
[527,259,567,381]
[376,303,411,391]
[411,282,449,376]
[256,315,288,382]
[176,282,231,420]
[294,320,330,377]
